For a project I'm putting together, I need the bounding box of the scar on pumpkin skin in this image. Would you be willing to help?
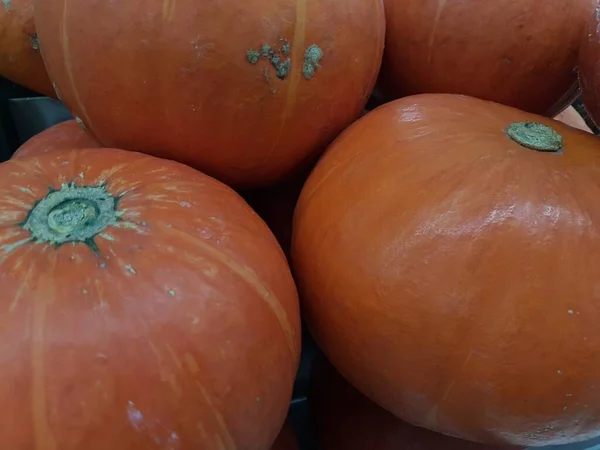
[303,45,323,80]
[246,39,292,80]
[27,33,40,51]
[75,116,87,131]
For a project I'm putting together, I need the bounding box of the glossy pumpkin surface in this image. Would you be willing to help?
[34,0,385,188]
[379,0,590,116]
[12,119,101,159]
[0,0,55,96]
[311,357,518,450]
[292,94,600,447]
[0,148,301,449]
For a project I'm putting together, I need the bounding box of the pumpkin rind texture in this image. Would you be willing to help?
[292,94,600,447]
[33,0,385,188]
[12,119,101,159]
[380,0,590,116]
[0,148,301,450]
[0,0,55,97]
[310,357,518,450]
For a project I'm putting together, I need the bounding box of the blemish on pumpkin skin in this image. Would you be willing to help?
[27,33,40,51]
[246,40,292,80]
[1,0,12,12]
[1,237,33,254]
[75,116,87,131]
[124,264,136,275]
[302,44,323,80]
[18,186,35,195]
[52,82,62,100]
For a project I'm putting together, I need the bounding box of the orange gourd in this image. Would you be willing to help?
[271,422,299,450]
[292,94,600,447]
[0,0,55,96]
[33,0,385,188]
[12,119,101,159]
[379,0,590,116]
[0,148,300,449]
[311,357,518,450]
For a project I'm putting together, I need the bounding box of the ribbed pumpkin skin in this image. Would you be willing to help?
[310,357,519,450]
[33,0,385,188]
[0,0,55,96]
[0,148,301,450]
[379,0,591,116]
[271,422,299,450]
[580,0,600,128]
[12,120,101,159]
[292,94,600,447]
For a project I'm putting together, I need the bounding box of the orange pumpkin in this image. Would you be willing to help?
[292,94,600,447]
[379,0,590,116]
[0,148,300,449]
[311,356,519,450]
[580,0,600,128]
[0,0,55,96]
[271,422,299,450]
[33,0,385,188]
[12,119,101,159]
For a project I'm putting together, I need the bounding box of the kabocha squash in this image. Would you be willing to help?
[292,94,600,447]
[379,0,590,116]
[0,0,54,96]
[34,0,385,188]
[311,357,518,450]
[0,148,300,449]
[580,1,600,128]
[12,119,101,159]
[271,422,299,450]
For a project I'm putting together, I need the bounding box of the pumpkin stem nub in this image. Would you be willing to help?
[22,182,119,249]
[505,122,563,152]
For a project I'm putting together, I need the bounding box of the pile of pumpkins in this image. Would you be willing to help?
[3,0,600,448]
